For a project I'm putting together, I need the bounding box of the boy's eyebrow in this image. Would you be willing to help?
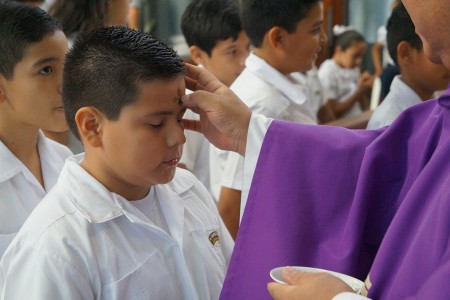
[224,44,237,50]
[312,20,324,27]
[32,57,58,67]
[145,108,187,117]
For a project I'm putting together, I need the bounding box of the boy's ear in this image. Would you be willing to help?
[397,41,414,66]
[189,45,208,66]
[0,76,8,103]
[75,107,103,148]
[267,27,284,50]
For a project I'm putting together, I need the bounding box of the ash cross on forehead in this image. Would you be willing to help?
[176,88,183,105]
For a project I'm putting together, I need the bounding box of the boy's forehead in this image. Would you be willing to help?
[299,2,323,24]
[23,30,69,58]
[135,76,185,104]
[17,31,68,66]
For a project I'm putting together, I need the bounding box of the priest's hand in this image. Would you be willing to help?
[267,267,354,300]
[182,63,251,156]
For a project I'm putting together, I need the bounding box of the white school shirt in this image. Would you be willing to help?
[303,66,327,118]
[0,155,233,300]
[367,76,422,129]
[180,106,212,196]
[218,53,317,197]
[318,59,362,118]
[0,131,71,257]
[242,114,371,300]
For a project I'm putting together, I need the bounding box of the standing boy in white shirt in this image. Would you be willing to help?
[0,26,233,299]
[219,0,328,239]
[180,0,250,203]
[367,3,450,130]
[0,1,71,257]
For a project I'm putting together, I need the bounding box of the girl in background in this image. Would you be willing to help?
[318,28,374,119]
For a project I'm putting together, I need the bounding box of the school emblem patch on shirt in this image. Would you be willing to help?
[208,231,219,246]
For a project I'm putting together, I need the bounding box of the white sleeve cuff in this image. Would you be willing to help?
[332,292,371,300]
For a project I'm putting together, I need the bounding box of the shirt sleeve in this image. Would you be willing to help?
[318,63,339,101]
[1,245,93,299]
[333,292,371,300]
[241,113,273,220]
[221,152,244,190]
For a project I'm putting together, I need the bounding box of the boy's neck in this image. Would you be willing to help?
[0,120,40,161]
[400,74,434,101]
[253,48,291,76]
[0,119,44,187]
[80,154,152,201]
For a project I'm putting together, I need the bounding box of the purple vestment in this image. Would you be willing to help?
[220,86,450,299]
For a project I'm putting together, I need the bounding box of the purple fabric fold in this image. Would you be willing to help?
[220,87,450,300]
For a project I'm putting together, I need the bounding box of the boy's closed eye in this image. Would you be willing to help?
[226,49,237,56]
[147,109,186,129]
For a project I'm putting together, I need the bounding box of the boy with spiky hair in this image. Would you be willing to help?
[0,26,233,299]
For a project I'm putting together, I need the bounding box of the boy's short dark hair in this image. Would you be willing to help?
[63,26,185,139]
[0,1,61,79]
[386,2,423,67]
[181,0,242,56]
[241,0,321,48]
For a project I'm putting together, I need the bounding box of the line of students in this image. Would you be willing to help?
[1,0,449,299]
[0,2,232,298]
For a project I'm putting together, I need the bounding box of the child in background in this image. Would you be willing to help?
[180,0,250,200]
[128,0,140,30]
[367,3,450,129]
[301,65,336,124]
[371,0,401,76]
[49,0,130,46]
[0,26,233,299]
[318,28,373,119]
[46,0,130,154]
[0,1,71,257]
[219,0,327,239]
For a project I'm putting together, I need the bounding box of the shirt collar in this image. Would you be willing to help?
[390,76,422,107]
[0,131,47,183]
[61,155,193,224]
[245,53,308,105]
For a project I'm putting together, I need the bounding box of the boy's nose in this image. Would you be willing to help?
[168,125,186,147]
[240,56,247,68]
